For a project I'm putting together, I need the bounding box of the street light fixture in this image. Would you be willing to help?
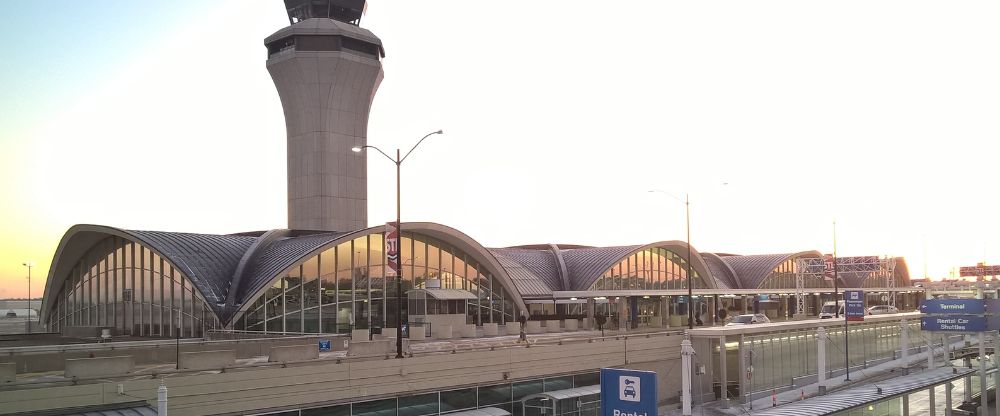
[22,261,34,331]
[352,129,443,359]
[648,190,693,330]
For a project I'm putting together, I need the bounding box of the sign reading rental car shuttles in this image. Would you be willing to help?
[600,368,657,416]
[920,298,1000,332]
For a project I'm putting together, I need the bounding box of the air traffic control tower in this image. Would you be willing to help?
[265,0,384,232]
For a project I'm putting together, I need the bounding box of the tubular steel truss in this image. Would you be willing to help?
[794,255,897,315]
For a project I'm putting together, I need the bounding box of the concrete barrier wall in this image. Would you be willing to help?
[348,340,391,357]
[0,363,14,383]
[433,325,453,340]
[268,344,319,363]
[460,325,476,338]
[63,326,102,338]
[482,323,499,336]
[0,332,685,416]
[0,334,348,374]
[64,356,134,379]
[545,320,562,333]
[381,328,397,339]
[351,329,371,340]
[179,350,236,371]
[409,328,426,340]
[649,316,663,327]
[525,321,543,334]
[563,319,578,331]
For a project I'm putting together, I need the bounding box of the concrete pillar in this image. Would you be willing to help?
[964,358,972,403]
[617,298,628,330]
[719,335,729,408]
[929,334,936,370]
[944,383,951,416]
[903,393,909,416]
[663,296,670,325]
[901,319,910,374]
[994,331,1000,416]
[817,327,827,394]
[980,332,988,414]
[930,386,937,416]
[586,298,595,330]
[738,334,748,405]
[158,383,168,416]
[712,295,719,326]
[681,338,695,416]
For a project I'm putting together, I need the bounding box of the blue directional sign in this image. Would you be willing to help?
[844,290,865,322]
[921,315,987,332]
[921,299,986,315]
[318,339,332,352]
[601,368,657,416]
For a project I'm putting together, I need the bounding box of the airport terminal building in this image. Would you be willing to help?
[38,223,914,338]
[37,0,917,339]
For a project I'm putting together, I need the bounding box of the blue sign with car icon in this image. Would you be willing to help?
[600,368,657,416]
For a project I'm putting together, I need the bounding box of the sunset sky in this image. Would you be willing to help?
[1,1,998,298]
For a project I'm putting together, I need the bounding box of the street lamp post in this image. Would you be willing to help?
[22,262,34,331]
[649,191,694,330]
[353,129,443,359]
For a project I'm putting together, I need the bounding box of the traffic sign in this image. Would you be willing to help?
[920,299,986,315]
[601,368,657,416]
[921,315,986,332]
[319,340,331,352]
[844,290,865,321]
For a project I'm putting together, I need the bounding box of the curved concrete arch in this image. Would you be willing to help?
[39,224,246,326]
[229,222,528,326]
[568,240,718,291]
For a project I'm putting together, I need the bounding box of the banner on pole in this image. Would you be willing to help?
[385,222,399,277]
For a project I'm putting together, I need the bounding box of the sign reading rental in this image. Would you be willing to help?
[921,315,987,332]
[600,368,657,416]
[385,222,399,277]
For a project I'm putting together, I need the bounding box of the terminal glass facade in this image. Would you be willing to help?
[45,236,221,337]
[236,232,518,333]
[588,247,709,290]
[757,258,830,290]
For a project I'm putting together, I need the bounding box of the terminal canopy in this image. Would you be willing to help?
[521,385,600,416]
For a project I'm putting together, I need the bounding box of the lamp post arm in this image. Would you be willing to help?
[400,130,443,164]
[359,145,397,164]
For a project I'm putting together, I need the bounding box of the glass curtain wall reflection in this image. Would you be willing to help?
[46,236,221,337]
[588,247,709,291]
[758,258,830,290]
[239,232,517,334]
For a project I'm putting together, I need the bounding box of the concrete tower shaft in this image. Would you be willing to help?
[265,17,384,232]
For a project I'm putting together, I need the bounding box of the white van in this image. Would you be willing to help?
[819,301,844,319]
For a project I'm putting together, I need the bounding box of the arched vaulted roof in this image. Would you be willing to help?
[40,225,257,325]
[701,253,739,289]
[561,241,718,291]
[488,248,559,297]
[718,251,823,290]
[41,223,530,327]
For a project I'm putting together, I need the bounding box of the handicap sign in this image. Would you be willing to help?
[601,368,657,416]
[318,339,331,352]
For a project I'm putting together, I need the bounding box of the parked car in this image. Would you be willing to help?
[725,314,771,326]
[819,301,845,319]
[867,305,899,315]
